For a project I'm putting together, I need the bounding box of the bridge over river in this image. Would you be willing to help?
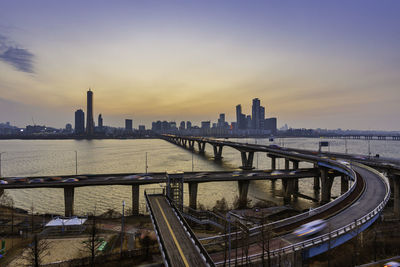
[0,135,394,266]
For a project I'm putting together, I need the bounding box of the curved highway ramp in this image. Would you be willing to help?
[145,192,215,267]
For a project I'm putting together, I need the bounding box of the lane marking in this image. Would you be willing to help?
[155,198,190,267]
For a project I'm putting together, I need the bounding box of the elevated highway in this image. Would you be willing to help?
[162,135,391,265]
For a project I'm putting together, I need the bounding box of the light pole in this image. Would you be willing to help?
[145,152,148,174]
[0,152,2,178]
[368,140,371,158]
[120,200,125,255]
[345,139,348,154]
[75,151,78,175]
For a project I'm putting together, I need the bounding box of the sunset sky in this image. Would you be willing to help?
[0,1,399,130]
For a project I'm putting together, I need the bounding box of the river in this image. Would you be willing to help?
[0,137,398,215]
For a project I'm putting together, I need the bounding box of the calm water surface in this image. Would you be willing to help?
[0,138,399,215]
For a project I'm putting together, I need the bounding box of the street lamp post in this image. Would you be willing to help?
[75,151,78,175]
[145,152,148,174]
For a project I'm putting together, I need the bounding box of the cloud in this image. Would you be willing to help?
[0,34,34,73]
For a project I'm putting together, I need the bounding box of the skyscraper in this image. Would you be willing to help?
[98,114,103,128]
[86,89,94,136]
[252,98,261,129]
[74,109,85,134]
[236,104,242,127]
[125,119,133,132]
[260,106,265,129]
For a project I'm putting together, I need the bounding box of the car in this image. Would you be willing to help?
[246,173,258,177]
[29,178,44,183]
[139,176,153,180]
[10,177,28,183]
[123,175,142,180]
[62,178,79,183]
[49,177,63,181]
[195,172,209,178]
[384,262,400,267]
[271,171,284,176]
[293,219,327,237]
[76,176,89,180]
[0,180,8,185]
[269,144,281,149]
[232,171,242,177]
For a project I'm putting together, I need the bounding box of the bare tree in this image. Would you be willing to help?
[24,234,50,267]
[83,215,102,267]
[259,213,273,267]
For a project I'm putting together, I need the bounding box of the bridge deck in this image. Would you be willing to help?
[147,195,208,267]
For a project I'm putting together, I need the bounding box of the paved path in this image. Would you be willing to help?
[148,195,208,267]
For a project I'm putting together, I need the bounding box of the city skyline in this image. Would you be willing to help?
[1,1,400,130]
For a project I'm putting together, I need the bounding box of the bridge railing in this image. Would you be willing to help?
[201,159,358,245]
[165,197,216,267]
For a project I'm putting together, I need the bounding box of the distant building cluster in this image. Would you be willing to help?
[151,98,278,137]
[73,89,151,138]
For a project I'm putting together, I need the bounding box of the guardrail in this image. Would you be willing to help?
[166,196,216,267]
[201,159,358,245]
[215,162,390,265]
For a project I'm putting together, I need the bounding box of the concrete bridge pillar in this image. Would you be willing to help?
[182,139,187,148]
[212,144,224,160]
[341,175,349,194]
[132,185,140,216]
[313,163,321,191]
[269,155,277,170]
[188,182,198,210]
[64,186,75,217]
[240,151,255,170]
[197,141,206,154]
[237,180,250,208]
[285,158,290,170]
[320,169,335,204]
[0,188,3,198]
[188,140,195,150]
[291,160,299,195]
[391,175,400,218]
[282,179,295,202]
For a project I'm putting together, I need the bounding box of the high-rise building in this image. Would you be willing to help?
[74,109,85,134]
[201,121,211,129]
[86,89,94,136]
[125,119,133,132]
[246,115,252,129]
[179,121,185,130]
[260,106,265,129]
[186,121,192,129]
[98,114,103,128]
[217,113,225,128]
[252,98,261,129]
[236,104,242,127]
[236,104,247,129]
[265,118,277,134]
